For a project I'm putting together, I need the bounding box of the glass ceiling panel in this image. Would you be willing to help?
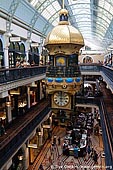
[98,0,105,7]
[110,6,113,13]
[68,0,93,45]
[30,0,38,7]
[104,1,111,10]
[40,1,60,25]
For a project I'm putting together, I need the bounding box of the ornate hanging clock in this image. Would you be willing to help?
[53,91,69,106]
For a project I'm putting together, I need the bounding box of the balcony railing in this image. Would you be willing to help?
[101,66,113,82]
[0,66,46,84]
[0,64,113,89]
[79,63,102,72]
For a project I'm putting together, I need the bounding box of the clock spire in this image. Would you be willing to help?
[59,0,68,24]
[62,0,64,9]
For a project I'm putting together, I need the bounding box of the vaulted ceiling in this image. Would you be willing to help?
[27,0,113,51]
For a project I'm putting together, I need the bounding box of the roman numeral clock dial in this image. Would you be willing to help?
[53,92,69,106]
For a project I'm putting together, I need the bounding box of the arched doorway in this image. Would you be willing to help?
[9,42,15,68]
[29,46,39,65]
[20,43,26,61]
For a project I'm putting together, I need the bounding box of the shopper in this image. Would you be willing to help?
[58,137,61,145]
[87,145,91,157]
[74,145,79,158]
[91,147,94,157]
[53,135,57,145]
[39,163,44,170]
[93,150,98,164]
[0,123,6,135]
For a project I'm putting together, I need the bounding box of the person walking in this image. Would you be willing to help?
[87,145,91,157]
[0,123,6,135]
[53,135,57,145]
[39,163,44,170]
[91,147,94,158]
[58,137,61,145]
[93,150,98,164]
[74,145,79,158]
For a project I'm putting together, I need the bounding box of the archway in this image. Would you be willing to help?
[83,56,93,63]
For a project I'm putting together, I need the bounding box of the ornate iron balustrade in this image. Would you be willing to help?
[76,96,100,105]
[0,66,46,84]
[101,66,113,82]
[79,63,102,72]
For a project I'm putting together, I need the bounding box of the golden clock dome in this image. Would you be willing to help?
[44,8,84,54]
[44,25,84,45]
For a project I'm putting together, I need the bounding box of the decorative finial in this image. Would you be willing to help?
[59,0,69,24]
[62,0,64,9]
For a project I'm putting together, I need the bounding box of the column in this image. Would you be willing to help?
[50,114,52,128]
[6,101,12,123]
[25,39,31,62]
[37,81,40,101]
[38,44,42,58]
[3,33,10,68]
[26,51,29,62]
[23,144,29,170]
[92,107,95,118]
[27,86,30,108]
[14,95,18,116]
[38,133,43,146]
[39,126,43,146]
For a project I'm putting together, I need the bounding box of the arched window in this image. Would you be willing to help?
[9,42,15,50]
[0,39,3,51]
[15,42,20,51]
[83,56,93,63]
[20,43,25,53]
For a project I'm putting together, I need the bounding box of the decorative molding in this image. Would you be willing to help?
[0,74,46,94]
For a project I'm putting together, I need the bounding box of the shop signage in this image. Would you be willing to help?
[31,43,39,47]
[43,125,50,128]
[10,37,21,42]
[27,144,38,148]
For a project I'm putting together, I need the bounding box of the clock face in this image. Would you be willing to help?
[53,92,69,106]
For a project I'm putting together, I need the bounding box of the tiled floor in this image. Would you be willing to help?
[42,127,105,170]
[29,124,106,170]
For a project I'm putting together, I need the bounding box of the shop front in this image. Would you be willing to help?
[9,42,26,68]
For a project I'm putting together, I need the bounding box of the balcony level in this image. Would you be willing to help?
[0,99,50,168]
[0,66,46,96]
